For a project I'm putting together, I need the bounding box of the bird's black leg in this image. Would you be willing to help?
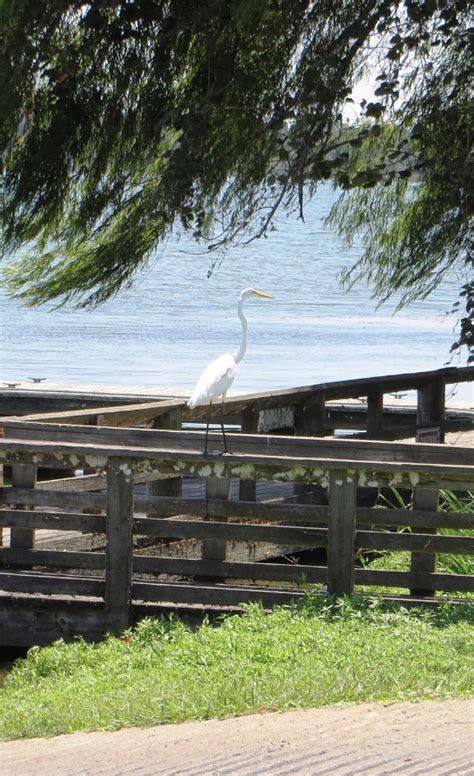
[204,401,212,456]
[221,396,229,453]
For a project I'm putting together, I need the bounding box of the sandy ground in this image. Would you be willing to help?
[1,700,473,776]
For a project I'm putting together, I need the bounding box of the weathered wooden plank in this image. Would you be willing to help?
[133,516,329,545]
[0,487,107,511]
[6,401,473,438]
[23,402,471,435]
[1,500,470,538]
[0,509,105,533]
[4,387,471,434]
[10,464,37,550]
[133,555,327,584]
[132,579,304,607]
[327,470,357,596]
[102,457,474,493]
[34,468,177,494]
[2,451,471,492]
[6,417,474,466]
[2,493,470,532]
[0,386,162,413]
[356,530,474,555]
[0,547,105,570]
[134,495,330,522]
[9,398,183,427]
[9,366,471,425]
[104,458,134,635]
[1,438,473,490]
[134,495,474,529]
[0,595,105,646]
[37,471,108,492]
[355,506,474,530]
[355,568,474,593]
[0,570,103,597]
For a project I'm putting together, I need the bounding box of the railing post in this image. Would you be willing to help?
[410,378,445,597]
[294,393,326,437]
[417,379,446,441]
[105,457,134,635]
[294,393,326,503]
[367,389,384,436]
[239,407,258,502]
[410,486,439,597]
[147,409,182,515]
[202,476,231,566]
[10,464,37,550]
[327,470,357,597]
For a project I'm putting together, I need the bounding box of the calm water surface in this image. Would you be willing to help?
[1,186,471,402]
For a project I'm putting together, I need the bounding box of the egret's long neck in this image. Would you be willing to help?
[233,297,248,364]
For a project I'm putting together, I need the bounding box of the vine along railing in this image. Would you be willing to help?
[0,424,473,643]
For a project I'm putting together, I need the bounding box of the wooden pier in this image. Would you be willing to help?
[0,366,472,646]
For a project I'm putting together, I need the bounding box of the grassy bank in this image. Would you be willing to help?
[1,596,473,741]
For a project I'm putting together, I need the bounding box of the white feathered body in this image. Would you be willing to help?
[187,288,272,414]
[187,353,236,408]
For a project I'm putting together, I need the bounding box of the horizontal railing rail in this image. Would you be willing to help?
[2,366,472,432]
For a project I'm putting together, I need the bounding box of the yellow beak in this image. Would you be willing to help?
[253,289,273,299]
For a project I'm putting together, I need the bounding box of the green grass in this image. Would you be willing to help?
[1,596,473,741]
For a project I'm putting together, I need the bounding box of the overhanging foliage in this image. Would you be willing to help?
[0,1,472,357]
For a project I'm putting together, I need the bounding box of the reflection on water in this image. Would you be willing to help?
[0,185,470,401]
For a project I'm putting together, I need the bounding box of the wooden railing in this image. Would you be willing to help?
[7,366,473,437]
[0,422,473,643]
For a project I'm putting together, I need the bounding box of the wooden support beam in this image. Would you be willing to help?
[202,476,232,567]
[410,486,439,597]
[10,464,37,550]
[239,407,258,502]
[327,470,357,596]
[417,379,446,441]
[104,458,134,635]
[294,393,327,503]
[367,390,384,436]
[147,409,183,515]
[294,393,326,437]
[411,382,444,597]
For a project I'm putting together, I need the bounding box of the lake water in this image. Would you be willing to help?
[0,185,471,402]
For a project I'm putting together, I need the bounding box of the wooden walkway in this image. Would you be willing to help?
[0,366,473,646]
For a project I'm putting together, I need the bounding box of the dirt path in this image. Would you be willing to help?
[2,700,473,775]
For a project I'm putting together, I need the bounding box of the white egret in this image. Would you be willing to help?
[187,287,273,454]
